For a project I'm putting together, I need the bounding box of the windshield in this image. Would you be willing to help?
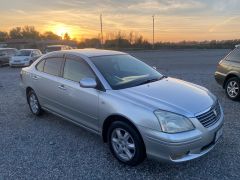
[91,54,163,90]
[16,50,31,56]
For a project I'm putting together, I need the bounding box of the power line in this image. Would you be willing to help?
[152,15,155,49]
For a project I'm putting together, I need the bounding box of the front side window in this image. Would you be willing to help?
[63,58,95,82]
[91,54,162,90]
[44,58,63,76]
[226,48,240,62]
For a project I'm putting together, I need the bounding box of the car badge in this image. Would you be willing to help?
[213,109,217,116]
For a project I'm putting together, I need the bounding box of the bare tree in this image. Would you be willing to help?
[22,26,40,39]
[9,27,22,39]
[0,31,9,41]
[129,31,134,45]
[63,33,71,40]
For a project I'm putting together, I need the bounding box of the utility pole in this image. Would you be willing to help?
[100,14,103,48]
[152,15,155,49]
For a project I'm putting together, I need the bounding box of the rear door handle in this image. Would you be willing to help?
[58,84,66,90]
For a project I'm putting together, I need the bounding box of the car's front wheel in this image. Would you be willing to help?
[27,90,43,116]
[107,121,146,166]
[225,77,240,101]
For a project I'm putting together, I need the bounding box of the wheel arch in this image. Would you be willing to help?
[101,114,145,147]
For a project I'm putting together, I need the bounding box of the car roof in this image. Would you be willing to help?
[61,49,126,58]
[19,49,38,51]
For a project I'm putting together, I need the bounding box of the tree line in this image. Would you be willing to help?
[0,26,239,49]
[0,26,71,41]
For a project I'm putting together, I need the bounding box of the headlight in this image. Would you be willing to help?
[154,110,195,133]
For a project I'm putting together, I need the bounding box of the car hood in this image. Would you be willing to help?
[111,77,216,117]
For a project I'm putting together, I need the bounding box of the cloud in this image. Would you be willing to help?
[1,0,240,41]
[209,16,240,33]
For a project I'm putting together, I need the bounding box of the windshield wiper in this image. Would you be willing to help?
[137,76,167,86]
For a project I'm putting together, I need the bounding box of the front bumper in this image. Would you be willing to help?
[138,109,224,163]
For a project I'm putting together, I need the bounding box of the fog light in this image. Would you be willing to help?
[171,151,189,160]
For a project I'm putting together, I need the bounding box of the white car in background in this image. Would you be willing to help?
[10,49,42,67]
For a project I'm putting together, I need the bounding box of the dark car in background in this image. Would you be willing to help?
[215,45,240,100]
[0,48,18,66]
[44,45,72,54]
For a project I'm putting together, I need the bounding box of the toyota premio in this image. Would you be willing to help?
[20,49,224,165]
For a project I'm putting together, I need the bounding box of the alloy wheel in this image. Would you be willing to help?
[111,128,136,161]
[29,93,39,114]
[227,80,239,98]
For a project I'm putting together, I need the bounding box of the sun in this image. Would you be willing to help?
[52,24,72,38]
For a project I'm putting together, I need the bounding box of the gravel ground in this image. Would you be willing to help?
[0,49,240,179]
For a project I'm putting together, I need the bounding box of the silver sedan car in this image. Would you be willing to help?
[20,49,224,165]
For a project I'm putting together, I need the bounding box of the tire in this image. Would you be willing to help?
[225,77,240,101]
[107,121,146,166]
[27,90,43,116]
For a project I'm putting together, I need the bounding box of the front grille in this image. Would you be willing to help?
[196,102,221,128]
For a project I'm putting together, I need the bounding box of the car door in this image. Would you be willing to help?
[32,55,65,114]
[58,54,100,131]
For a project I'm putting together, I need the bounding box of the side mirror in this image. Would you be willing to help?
[152,66,157,70]
[79,78,97,88]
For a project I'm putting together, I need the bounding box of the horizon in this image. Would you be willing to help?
[1,0,240,42]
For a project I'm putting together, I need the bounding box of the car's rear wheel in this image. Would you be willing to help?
[225,77,240,101]
[27,90,43,116]
[107,121,146,166]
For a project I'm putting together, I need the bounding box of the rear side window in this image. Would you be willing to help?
[44,58,64,76]
[226,48,240,62]
[36,60,45,72]
[63,58,95,82]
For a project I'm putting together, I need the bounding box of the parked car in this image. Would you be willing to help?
[0,48,18,66]
[44,45,72,54]
[215,46,240,100]
[10,49,42,67]
[20,49,224,165]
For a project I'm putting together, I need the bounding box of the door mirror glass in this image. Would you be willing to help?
[79,78,97,88]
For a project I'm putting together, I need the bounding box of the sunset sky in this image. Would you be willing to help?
[1,0,240,42]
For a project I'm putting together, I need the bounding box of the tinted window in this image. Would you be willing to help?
[226,48,240,62]
[91,55,162,90]
[36,60,45,72]
[44,58,63,76]
[63,58,95,82]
